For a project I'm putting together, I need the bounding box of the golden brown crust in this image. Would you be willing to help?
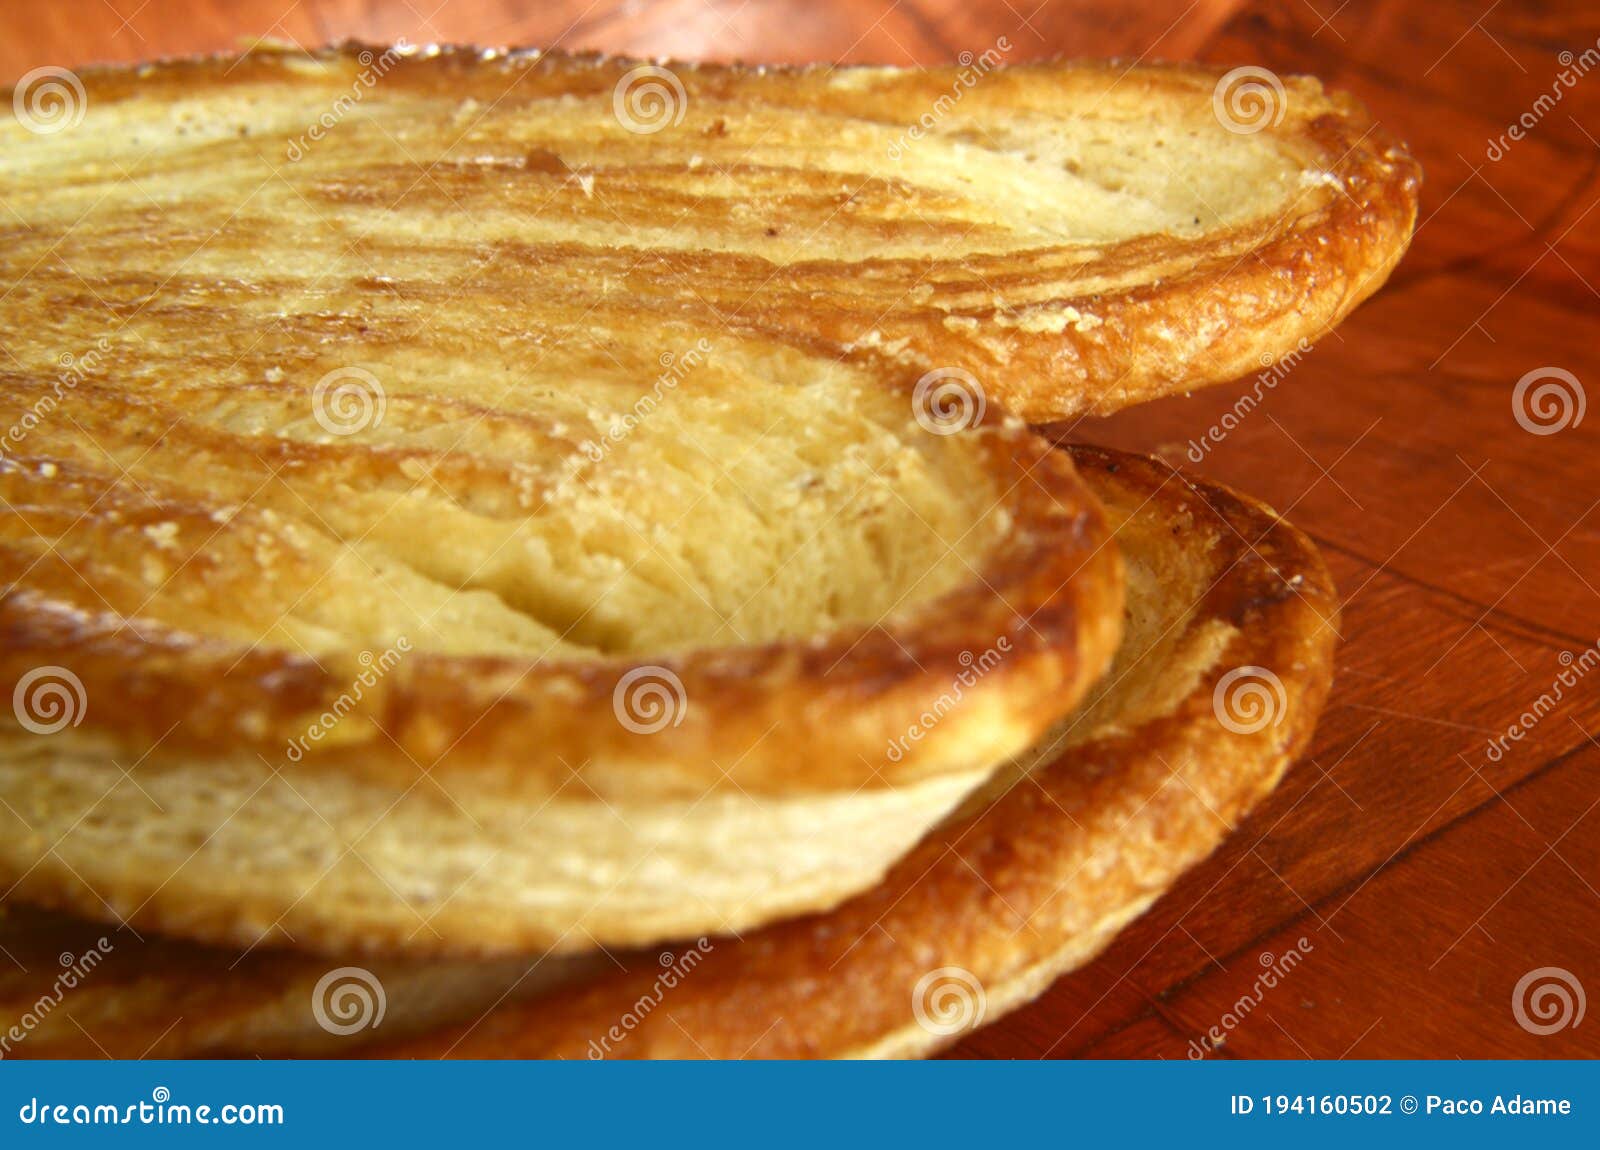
[0,410,1123,955]
[0,418,1115,798]
[2,46,1418,424]
[0,446,1338,1056]
[0,41,1408,797]
[0,40,1382,1046]
[6,42,1162,954]
[375,445,1340,1057]
[2,49,1168,956]
[0,42,1375,966]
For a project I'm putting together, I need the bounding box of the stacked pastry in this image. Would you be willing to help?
[0,47,1417,1058]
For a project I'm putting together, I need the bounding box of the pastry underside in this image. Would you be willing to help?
[0,45,1417,425]
[0,446,1338,1058]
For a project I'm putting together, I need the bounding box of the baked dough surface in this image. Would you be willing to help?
[0,46,1417,423]
[1,52,1149,955]
[383,445,1341,1057]
[0,447,1336,1057]
[0,336,1122,955]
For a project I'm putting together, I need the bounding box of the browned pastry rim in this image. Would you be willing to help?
[373,444,1340,1057]
[4,48,1179,955]
[5,45,1421,425]
[0,418,1117,799]
[0,415,1123,955]
[0,445,1337,1057]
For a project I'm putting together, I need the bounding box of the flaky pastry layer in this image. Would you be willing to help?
[0,446,1337,1055]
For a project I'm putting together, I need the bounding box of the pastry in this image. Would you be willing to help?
[382,445,1339,1057]
[1,45,1418,421]
[0,447,1335,1057]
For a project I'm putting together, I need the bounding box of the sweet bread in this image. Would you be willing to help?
[0,446,1336,1057]
[0,45,1418,422]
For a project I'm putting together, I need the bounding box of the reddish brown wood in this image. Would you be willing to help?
[1,0,1595,1058]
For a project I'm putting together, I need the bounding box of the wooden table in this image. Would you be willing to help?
[3,0,1596,1059]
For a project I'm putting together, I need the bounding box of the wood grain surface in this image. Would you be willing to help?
[1,0,1596,1059]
